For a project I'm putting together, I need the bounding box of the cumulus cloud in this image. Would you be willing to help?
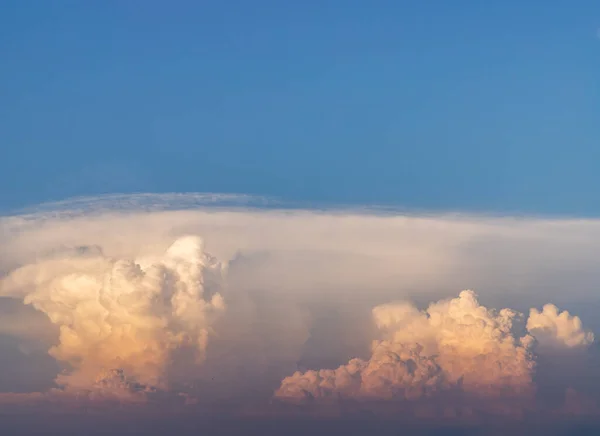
[1,234,225,397]
[527,304,594,349]
[274,291,600,420]
[1,193,600,426]
[275,291,536,406]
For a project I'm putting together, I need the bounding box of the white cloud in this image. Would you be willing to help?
[527,304,594,349]
[275,291,536,405]
[1,193,600,419]
[1,234,225,396]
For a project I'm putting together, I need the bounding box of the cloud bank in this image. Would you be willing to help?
[1,193,600,430]
[274,290,597,420]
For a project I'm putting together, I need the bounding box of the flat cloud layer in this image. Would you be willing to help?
[1,193,600,430]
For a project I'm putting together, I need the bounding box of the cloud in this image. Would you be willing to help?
[527,304,594,349]
[275,291,536,407]
[1,234,225,396]
[1,193,600,429]
[274,291,600,421]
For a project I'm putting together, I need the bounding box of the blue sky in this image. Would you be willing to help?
[1,0,599,214]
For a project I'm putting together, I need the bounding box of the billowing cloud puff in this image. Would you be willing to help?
[275,291,535,404]
[527,304,594,349]
[376,291,535,397]
[275,343,445,402]
[0,235,225,395]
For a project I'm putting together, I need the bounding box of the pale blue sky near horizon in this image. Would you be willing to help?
[1,1,599,215]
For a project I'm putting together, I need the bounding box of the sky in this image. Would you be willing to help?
[3,2,600,435]
[1,0,599,214]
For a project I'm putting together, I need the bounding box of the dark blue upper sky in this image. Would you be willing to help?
[1,0,599,214]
